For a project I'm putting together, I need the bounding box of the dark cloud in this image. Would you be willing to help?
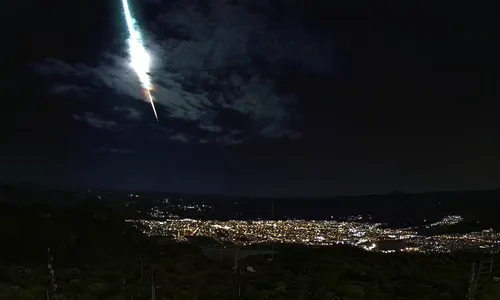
[113,106,143,121]
[98,147,135,154]
[33,0,333,144]
[52,84,92,98]
[169,133,189,143]
[72,112,119,131]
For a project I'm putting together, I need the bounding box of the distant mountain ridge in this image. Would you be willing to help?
[1,183,499,229]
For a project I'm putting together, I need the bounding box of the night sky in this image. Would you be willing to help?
[2,1,499,196]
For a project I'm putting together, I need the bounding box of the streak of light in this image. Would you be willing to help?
[121,0,158,120]
[146,89,159,121]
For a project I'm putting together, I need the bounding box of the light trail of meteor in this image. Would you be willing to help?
[121,0,159,121]
[145,89,158,120]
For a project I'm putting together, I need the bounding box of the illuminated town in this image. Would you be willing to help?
[127,215,500,254]
[426,215,464,227]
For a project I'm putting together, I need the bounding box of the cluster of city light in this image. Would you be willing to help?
[147,205,211,219]
[426,215,464,228]
[126,218,500,253]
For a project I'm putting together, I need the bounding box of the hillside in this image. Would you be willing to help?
[0,202,499,299]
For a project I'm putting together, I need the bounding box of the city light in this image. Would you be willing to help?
[126,215,500,254]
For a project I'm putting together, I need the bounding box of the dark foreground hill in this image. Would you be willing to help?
[0,202,500,299]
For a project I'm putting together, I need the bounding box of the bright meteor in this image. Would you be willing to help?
[121,0,158,121]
